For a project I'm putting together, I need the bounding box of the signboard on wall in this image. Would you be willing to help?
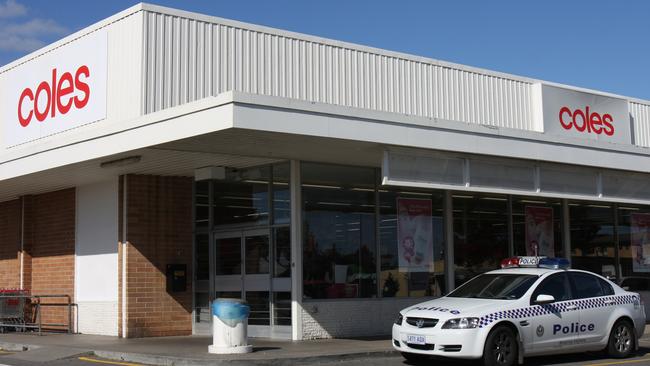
[1,29,107,148]
[631,213,650,273]
[525,206,554,257]
[396,198,433,273]
[536,84,631,145]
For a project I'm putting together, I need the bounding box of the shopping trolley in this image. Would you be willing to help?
[0,289,28,333]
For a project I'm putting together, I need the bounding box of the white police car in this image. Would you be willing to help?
[392,257,646,366]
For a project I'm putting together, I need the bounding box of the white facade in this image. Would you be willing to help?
[2,4,650,339]
[75,179,119,336]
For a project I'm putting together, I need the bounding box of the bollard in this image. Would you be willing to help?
[208,298,253,354]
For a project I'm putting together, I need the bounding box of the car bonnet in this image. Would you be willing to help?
[402,296,522,320]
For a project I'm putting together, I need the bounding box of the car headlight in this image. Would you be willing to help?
[394,313,403,326]
[441,317,479,329]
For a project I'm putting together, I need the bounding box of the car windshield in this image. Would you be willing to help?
[447,273,538,300]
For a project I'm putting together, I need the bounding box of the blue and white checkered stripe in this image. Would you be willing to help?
[478,295,638,328]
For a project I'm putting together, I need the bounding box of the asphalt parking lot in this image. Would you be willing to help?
[0,352,148,366]
[321,340,650,366]
[1,346,650,366]
[1,335,650,366]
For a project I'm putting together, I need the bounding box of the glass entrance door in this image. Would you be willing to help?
[213,228,291,338]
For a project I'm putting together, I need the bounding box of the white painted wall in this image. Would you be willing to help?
[75,178,119,336]
[301,298,426,339]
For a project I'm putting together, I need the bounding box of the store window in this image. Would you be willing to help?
[195,180,210,229]
[379,189,445,297]
[213,166,270,227]
[569,202,616,278]
[618,205,650,286]
[512,196,564,258]
[273,164,291,225]
[453,194,508,286]
[302,163,377,299]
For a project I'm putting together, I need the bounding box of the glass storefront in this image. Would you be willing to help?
[453,194,508,286]
[193,163,292,337]
[512,196,564,258]
[569,202,617,278]
[195,160,650,330]
[302,163,377,299]
[301,162,446,300]
[379,188,445,297]
[618,205,650,280]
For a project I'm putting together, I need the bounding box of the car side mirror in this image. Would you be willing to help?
[622,286,630,291]
[535,294,555,305]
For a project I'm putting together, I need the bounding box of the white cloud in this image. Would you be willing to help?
[0,35,44,52]
[0,1,68,53]
[4,18,67,36]
[0,0,27,19]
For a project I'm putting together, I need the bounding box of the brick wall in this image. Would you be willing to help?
[124,174,193,337]
[23,189,76,330]
[0,199,21,289]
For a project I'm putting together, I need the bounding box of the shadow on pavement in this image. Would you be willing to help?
[400,346,650,365]
[251,347,281,352]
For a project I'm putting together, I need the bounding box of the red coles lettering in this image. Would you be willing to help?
[558,106,615,136]
[17,65,91,127]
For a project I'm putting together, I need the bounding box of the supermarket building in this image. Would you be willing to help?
[2,3,650,340]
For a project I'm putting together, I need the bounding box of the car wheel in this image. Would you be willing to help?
[607,319,635,358]
[483,325,518,366]
[401,352,429,363]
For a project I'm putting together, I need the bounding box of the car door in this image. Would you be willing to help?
[568,272,614,346]
[529,272,580,353]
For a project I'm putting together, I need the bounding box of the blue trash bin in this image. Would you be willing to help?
[212,298,250,327]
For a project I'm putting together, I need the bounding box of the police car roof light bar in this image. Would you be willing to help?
[538,257,570,270]
[500,257,520,268]
[500,256,569,269]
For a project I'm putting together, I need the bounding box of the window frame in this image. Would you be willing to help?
[568,271,609,300]
[530,272,572,305]
[598,277,615,295]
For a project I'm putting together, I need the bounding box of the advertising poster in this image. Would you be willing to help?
[525,206,554,257]
[631,213,650,273]
[397,198,433,272]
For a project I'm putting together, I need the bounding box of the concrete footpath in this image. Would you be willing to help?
[0,333,395,365]
[2,325,650,366]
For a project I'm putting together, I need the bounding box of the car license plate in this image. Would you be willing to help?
[407,335,426,345]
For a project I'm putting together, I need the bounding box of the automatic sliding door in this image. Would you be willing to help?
[213,228,291,338]
[244,230,271,336]
[214,233,243,297]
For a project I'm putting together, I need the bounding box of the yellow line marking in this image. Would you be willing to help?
[586,357,650,366]
[78,356,143,366]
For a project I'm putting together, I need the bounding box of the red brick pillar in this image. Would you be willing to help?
[0,199,21,289]
[123,175,193,337]
[23,189,76,331]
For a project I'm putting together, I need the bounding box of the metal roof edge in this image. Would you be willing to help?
[138,3,650,106]
[229,91,650,158]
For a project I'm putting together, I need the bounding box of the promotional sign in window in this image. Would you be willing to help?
[397,198,433,273]
[1,29,107,148]
[631,213,650,273]
[536,84,631,145]
[525,206,554,257]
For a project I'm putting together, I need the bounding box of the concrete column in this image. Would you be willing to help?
[444,191,455,293]
[562,199,571,260]
[290,160,303,340]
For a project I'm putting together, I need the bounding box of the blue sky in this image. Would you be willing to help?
[1,0,649,99]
